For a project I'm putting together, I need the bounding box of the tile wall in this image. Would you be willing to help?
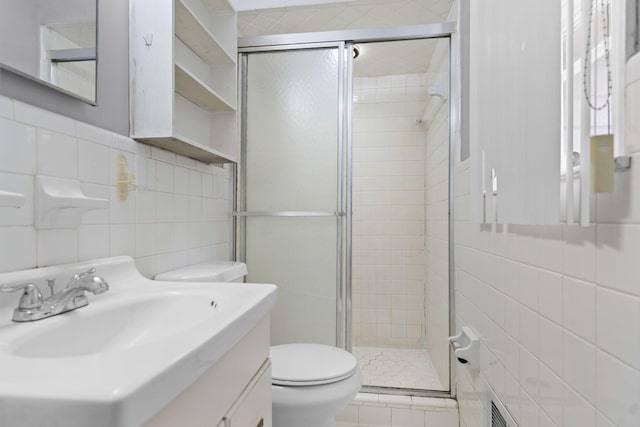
[337,393,459,427]
[351,72,429,349]
[0,95,234,277]
[454,54,640,427]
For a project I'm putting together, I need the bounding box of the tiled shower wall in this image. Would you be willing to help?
[0,95,234,276]
[424,38,451,389]
[454,54,640,427]
[351,73,428,348]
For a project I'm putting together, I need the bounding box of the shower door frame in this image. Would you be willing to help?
[237,22,459,399]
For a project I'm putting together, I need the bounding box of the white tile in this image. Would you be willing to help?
[336,405,358,424]
[0,173,33,226]
[136,223,157,257]
[596,288,640,371]
[37,229,78,267]
[173,250,190,269]
[538,270,562,324]
[0,118,37,174]
[156,193,174,223]
[174,223,189,251]
[202,174,214,198]
[76,122,118,148]
[189,170,202,196]
[136,157,156,191]
[110,224,135,256]
[424,410,459,427]
[0,95,13,119]
[562,224,596,282]
[519,387,540,427]
[174,195,189,222]
[155,253,175,275]
[538,363,564,427]
[78,141,110,185]
[596,351,640,427]
[37,129,78,179]
[135,190,157,223]
[189,196,203,222]
[562,277,596,342]
[151,147,176,164]
[156,161,174,193]
[359,405,391,427]
[109,150,135,188]
[78,225,109,261]
[80,183,110,225]
[135,256,157,279]
[391,408,424,427]
[174,166,189,195]
[563,385,596,427]
[563,331,596,404]
[156,223,175,253]
[539,317,563,375]
[109,187,136,224]
[0,227,36,273]
[519,347,540,401]
[14,101,75,135]
[596,224,640,297]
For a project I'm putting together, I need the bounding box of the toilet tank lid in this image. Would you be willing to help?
[154,261,248,282]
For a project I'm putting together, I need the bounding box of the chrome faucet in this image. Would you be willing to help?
[0,267,109,322]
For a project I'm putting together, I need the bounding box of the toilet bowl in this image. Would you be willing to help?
[155,262,362,427]
[271,343,361,427]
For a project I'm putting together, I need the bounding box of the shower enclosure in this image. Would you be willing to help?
[236,24,454,396]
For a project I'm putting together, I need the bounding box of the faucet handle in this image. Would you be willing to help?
[67,267,96,288]
[0,283,44,309]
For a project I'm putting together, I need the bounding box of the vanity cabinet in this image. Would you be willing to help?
[145,317,272,427]
[129,0,238,164]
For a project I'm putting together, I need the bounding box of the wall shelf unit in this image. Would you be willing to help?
[130,0,238,164]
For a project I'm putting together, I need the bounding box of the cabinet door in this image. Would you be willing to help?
[224,361,272,427]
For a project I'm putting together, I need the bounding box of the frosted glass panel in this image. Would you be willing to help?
[246,217,337,345]
[242,47,341,346]
[246,49,339,211]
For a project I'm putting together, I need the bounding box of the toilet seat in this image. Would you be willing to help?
[270,343,358,387]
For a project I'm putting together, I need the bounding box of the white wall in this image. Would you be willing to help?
[454,52,640,427]
[0,95,234,277]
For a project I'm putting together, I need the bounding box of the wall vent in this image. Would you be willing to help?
[486,383,518,427]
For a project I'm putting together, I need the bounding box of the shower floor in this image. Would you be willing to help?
[352,346,443,390]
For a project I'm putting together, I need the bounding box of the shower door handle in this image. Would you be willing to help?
[233,211,345,217]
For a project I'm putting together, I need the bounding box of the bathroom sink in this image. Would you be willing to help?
[10,290,219,358]
[0,256,277,427]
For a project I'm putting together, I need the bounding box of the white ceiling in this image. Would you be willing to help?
[235,0,453,76]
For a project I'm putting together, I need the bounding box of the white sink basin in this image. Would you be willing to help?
[0,256,277,427]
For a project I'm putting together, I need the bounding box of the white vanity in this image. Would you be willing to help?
[0,256,277,427]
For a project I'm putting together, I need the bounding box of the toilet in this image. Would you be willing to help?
[155,261,362,427]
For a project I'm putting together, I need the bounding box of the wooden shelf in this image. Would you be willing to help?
[130,0,237,164]
[175,0,235,65]
[174,63,234,111]
[136,134,236,164]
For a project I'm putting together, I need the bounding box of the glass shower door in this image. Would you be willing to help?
[238,46,344,346]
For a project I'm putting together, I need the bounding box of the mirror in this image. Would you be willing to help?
[0,0,97,104]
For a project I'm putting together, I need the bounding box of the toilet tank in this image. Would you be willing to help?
[154,261,248,283]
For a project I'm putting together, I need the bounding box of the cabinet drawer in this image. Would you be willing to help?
[223,359,272,427]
